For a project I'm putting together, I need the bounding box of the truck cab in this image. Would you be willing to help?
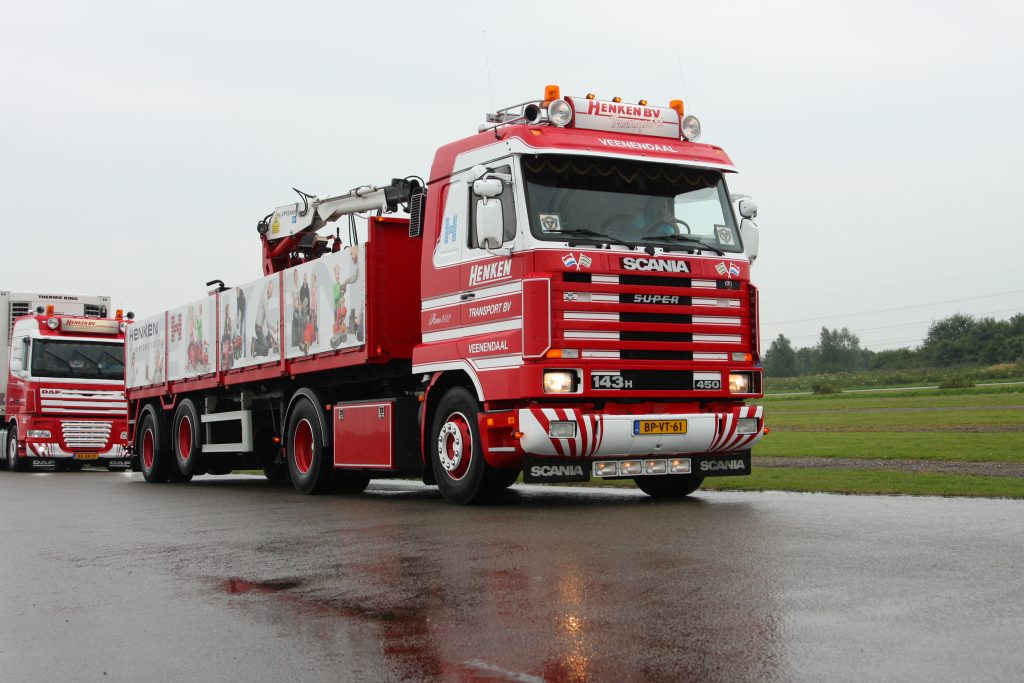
[3,311,130,471]
[412,88,765,500]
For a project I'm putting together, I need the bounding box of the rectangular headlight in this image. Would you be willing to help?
[669,458,692,474]
[644,459,667,475]
[729,372,752,393]
[736,418,759,435]
[27,430,51,439]
[543,370,576,394]
[548,421,577,438]
[593,461,618,477]
[619,460,643,476]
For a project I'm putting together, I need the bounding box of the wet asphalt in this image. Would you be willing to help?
[0,471,1021,682]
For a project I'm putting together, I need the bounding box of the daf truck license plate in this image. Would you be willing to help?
[75,452,99,460]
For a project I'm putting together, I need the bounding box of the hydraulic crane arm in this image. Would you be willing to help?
[257,178,420,275]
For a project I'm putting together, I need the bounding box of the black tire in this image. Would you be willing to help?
[332,472,370,494]
[172,399,203,477]
[429,387,504,505]
[633,475,704,498]
[138,410,174,483]
[286,398,332,494]
[7,424,26,472]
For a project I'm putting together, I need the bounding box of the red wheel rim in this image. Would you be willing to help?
[293,419,314,475]
[177,415,192,461]
[142,429,154,470]
[437,412,472,481]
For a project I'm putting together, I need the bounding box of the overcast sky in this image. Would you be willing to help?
[2,0,1022,351]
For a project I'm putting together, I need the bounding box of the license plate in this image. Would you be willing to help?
[75,452,99,460]
[634,420,687,435]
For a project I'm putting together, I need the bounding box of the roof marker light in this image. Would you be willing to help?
[544,84,561,104]
[669,100,685,116]
[638,99,648,106]
[46,305,55,315]
[585,93,597,100]
[612,96,622,103]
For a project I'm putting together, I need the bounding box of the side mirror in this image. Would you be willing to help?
[476,199,504,249]
[473,178,503,199]
[740,218,759,264]
[737,198,758,220]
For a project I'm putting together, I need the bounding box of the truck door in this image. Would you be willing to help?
[424,180,469,341]
[460,161,521,360]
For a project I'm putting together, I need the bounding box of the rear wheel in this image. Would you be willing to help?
[7,425,26,472]
[138,410,177,483]
[172,399,203,477]
[286,399,331,494]
[633,475,704,498]
[429,387,504,505]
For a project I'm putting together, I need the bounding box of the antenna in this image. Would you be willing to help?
[675,51,690,109]
[482,30,496,112]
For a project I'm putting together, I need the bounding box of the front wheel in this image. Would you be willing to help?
[429,387,505,505]
[7,425,26,472]
[633,475,704,498]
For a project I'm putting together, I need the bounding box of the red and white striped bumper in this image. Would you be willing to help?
[517,405,764,458]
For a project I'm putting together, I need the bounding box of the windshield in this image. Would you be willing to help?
[30,339,125,381]
[522,154,741,252]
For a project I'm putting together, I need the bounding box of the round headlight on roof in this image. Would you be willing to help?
[547,99,573,127]
[46,317,60,330]
[681,115,701,141]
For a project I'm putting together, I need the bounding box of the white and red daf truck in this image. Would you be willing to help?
[2,291,131,471]
[125,86,765,503]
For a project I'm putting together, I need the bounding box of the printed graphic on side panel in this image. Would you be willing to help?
[167,297,217,380]
[283,247,364,360]
[125,313,165,389]
[227,274,281,370]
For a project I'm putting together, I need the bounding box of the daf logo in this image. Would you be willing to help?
[620,257,690,273]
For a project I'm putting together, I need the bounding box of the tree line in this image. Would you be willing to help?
[762,313,1024,377]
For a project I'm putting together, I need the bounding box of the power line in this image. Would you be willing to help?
[767,267,1019,303]
[762,306,1024,343]
[764,289,1024,325]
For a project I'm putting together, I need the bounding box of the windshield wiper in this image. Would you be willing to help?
[546,228,639,250]
[641,234,725,256]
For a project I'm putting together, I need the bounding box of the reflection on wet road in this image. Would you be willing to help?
[1,473,1022,681]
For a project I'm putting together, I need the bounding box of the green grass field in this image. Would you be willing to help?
[721,383,1024,497]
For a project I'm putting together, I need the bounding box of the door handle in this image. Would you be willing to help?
[460,292,475,301]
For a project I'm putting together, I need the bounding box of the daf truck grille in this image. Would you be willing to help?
[61,421,112,449]
[39,388,127,416]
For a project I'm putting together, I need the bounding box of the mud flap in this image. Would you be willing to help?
[522,457,590,484]
[691,450,752,477]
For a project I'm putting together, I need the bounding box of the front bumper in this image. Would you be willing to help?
[517,405,763,459]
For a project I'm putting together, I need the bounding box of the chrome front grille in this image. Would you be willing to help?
[61,421,112,449]
[556,272,751,367]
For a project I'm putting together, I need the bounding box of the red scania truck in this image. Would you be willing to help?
[125,86,765,503]
[2,291,131,471]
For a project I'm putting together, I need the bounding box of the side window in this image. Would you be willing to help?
[469,164,516,248]
[433,182,466,268]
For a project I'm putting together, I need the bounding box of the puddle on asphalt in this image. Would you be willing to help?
[221,578,303,594]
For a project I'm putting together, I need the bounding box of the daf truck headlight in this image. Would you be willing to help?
[729,372,752,394]
[543,370,576,394]
[681,115,701,141]
[27,430,52,439]
[547,99,573,127]
[46,317,61,330]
